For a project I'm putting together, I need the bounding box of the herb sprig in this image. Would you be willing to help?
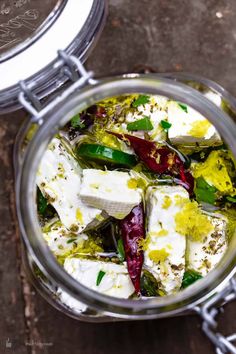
[178,103,188,113]
[71,114,85,129]
[96,270,106,286]
[132,95,150,108]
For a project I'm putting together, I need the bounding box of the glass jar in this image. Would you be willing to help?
[14,69,236,323]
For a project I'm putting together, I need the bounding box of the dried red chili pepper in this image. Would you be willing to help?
[120,203,145,295]
[95,106,106,118]
[178,166,194,195]
[171,153,194,194]
[110,132,173,173]
[108,132,194,194]
[87,105,106,118]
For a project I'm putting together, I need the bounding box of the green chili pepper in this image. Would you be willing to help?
[77,143,137,167]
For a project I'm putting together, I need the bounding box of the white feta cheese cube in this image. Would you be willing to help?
[36,138,102,232]
[80,169,143,219]
[186,213,227,276]
[109,95,168,142]
[63,258,135,298]
[144,95,169,142]
[144,185,189,294]
[58,289,87,314]
[42,219,88,256]
[204,91,222,107]
[168,101,222,146]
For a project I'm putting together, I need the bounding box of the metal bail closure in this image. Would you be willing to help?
[195,278,236,354]
[18,80,43,119]
[18,50,97,123]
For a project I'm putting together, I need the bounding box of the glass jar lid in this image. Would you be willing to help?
[0,0,66,62]
[0,0,107,113]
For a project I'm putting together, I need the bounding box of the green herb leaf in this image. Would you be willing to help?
[195,177,217,205]
[71,114,85,129]
[37,188,56,219]
[127,116,153,131]
[37,188,48,215]
[96,270,106,286]
[226,196,236,203]
[182,270,202,288]
[132,95,150,108]
[66,238,77,244]
[117,238,125,261]
[178,103,188,113]
[140,270,159,297]
[160,120,172,130]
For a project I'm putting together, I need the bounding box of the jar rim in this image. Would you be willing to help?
[16,74,236,318]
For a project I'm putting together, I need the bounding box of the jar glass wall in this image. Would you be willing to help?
[15,74,236,321]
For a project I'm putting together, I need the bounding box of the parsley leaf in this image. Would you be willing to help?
[127,116,153,131]
[117,238,125,262]
[160,120,172,130]
[132,95,150,108]
[71,114,85,129]
[37,188,56,219]
[226,196,236,203]
[37,188,48,215]
[178,103,188,113]
[182,270,202,288]
[195,177,217,205]
[66,238,77,244]
[96,270,106,286]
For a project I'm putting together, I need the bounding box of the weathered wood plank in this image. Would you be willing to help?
[87,0,236,97]
[0,113,28,354]
[14,291,215,354]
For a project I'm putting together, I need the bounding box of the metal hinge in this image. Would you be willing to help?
[18,50,97,122]
[195,278,236,354]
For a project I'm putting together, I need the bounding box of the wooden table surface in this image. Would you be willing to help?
[1,1,236,353]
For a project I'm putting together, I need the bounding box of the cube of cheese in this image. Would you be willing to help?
[36,138,102,232]
[63,258,135,299]
[108,95,168,142]
[42,219,88,256]
[186,213,227,276]
[144,185,189,294]
[58,289,87,314]
[204,91,222,107]
[168,101,221,146]
[80,169,143,219]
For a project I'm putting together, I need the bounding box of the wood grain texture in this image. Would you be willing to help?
[0,0,236,353]
[0,113,28,354]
